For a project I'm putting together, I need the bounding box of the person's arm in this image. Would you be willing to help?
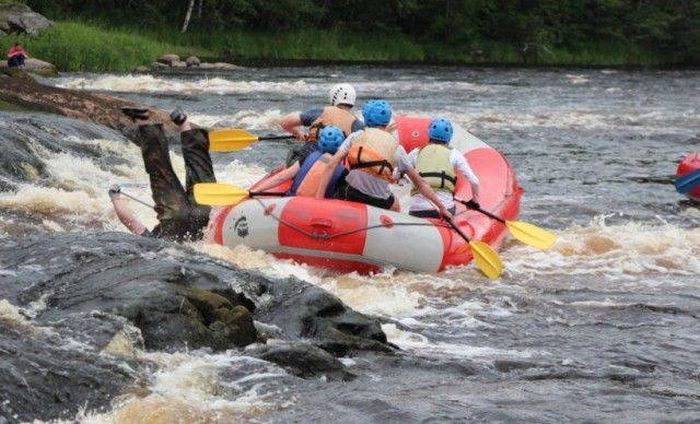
[253,162,301,193]
[405,168,452,219]
[280,113,306,140]
[453,151,480,203]
[110,194,147,235]
[315,150,346,199]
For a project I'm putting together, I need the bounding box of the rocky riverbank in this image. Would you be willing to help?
[0,232,390,422]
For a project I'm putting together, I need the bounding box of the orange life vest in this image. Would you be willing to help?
[308,106,357,141]
[346,128,398,182]
[296,154,332,197]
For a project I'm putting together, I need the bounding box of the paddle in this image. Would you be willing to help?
[193,182,286,206]
[675,168,700,194]
[456,199,557,251]
[208,129,295,152]
[445,218,504,280]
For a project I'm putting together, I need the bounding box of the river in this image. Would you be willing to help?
[1,66,699,422]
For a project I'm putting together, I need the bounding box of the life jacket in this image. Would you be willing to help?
[411,143,457,195]
[290,150,345,197]
[346,128,397,182]
[308,106,357,141]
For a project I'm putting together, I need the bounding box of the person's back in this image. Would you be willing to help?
[409,118,481,218]
[291,126,346,197]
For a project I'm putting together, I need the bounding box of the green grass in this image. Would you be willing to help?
[0,21,209,72]
[0,20,682,72]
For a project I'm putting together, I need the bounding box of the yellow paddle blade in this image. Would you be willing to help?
[469,240,504,280]
[193,182,249,206]
[208,129,259,152]
[506,221,557,251]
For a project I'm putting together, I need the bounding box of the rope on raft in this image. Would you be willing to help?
[252,197,455,241]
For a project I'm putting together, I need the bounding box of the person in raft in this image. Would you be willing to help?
[407,118,481,219]
[279,83,364,166]
[252,126,347,197]
[7,43,28,68]
[109,107,215,241]
[315,99,452,218]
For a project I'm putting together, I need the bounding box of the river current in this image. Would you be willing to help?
[1,67,699,422]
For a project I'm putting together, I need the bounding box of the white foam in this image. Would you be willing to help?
[56,74,312,95]
[504,216,700,279]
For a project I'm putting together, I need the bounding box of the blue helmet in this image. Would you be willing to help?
[318,126,345,154]
[428,118,453,144]
[362,100,392,127]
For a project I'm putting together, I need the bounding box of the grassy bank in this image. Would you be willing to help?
[0,20,684,73]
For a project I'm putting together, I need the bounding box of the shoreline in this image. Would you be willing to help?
[2,21,698,74]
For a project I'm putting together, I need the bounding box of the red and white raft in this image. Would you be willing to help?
[208,116,522,274]
[677,152,700,202]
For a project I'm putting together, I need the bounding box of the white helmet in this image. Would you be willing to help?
[328,83,356,107]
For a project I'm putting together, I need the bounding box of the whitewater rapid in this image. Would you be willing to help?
[3,66,699,422]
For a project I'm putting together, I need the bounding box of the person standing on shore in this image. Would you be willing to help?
[279,83,364,166]
[7,43,28,68]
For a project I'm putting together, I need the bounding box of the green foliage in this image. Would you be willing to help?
[6,0,700,69]
[0,22,205,72]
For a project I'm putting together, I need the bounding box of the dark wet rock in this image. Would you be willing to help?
[0,72,179,143]
[255,276,391,355]
[248,341,353,381]
[0,58,58,76]
[186,56,201,67]
[0,231,389,355]
[0,231,390,421]
[0,322,137,423]
[0,3,52,36]
[157,54,180,65]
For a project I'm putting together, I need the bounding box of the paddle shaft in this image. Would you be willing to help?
[455,199,505,223]
[258,135,296,141]
[445,217,472,243]
[250,191,288,197]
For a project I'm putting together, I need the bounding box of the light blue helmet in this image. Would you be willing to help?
[318,126,345,154]
[428,118,453,144]
[362,100,392,127]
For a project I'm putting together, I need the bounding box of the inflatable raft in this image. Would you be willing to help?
[209,117,522,273]
[677,152,700,202]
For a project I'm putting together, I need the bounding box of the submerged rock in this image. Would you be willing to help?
[0,3,52,36]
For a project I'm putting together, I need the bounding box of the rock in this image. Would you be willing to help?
[150,61,169,69]
[171,60,187,69]
[247,341,353,381]
[0,319,139,423]
[0,74,180,143]
[133,65,149,73]
[0,58,58,77]
[0,228,391,422]
[0,232,389,356]
[255,276,391,356]
[185,56,201,67]
[156,54,180,66]
[0,3,52,36]
[199,61,244,70]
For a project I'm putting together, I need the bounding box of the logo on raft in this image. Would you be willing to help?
[234,216,249,238]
